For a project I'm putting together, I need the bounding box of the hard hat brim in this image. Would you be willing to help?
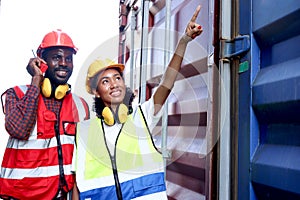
[105,63,125,73]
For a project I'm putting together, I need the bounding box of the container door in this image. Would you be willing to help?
[238,0,300,199]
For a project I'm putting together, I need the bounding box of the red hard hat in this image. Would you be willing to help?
[37,29,78,56]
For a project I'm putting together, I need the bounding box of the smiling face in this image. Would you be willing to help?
[94,68,126,109]
[43,47,74,85]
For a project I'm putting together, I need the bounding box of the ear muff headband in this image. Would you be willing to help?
[41,78,69,100]
[102,103,129,126]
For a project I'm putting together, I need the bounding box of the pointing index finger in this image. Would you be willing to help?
[191,5,201,22]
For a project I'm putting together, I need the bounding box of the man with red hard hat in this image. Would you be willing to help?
[0,29,90,200]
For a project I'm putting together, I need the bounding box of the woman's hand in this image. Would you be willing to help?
[183,5,203,42]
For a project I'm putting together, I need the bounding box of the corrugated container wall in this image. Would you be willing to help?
[118,0,215,199]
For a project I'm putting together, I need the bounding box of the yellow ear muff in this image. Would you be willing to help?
[102,107,115,126]
[41,78,69,100]
[117,103,128,124]
[55,84,69,100]
[41,78,52,98]
[102,104,129,126]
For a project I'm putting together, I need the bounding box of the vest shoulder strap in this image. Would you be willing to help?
[1,85,29,114]
[71,93,90,121]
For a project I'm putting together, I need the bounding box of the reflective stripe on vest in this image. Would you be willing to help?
[1,164,73,179]
[76,106,167,200]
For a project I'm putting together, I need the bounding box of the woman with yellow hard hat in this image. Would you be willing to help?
[73,5,203,200]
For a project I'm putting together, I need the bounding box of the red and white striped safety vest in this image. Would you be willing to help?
[0,85,89,200]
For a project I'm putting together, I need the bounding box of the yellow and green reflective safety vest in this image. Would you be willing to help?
[75,106,167,200]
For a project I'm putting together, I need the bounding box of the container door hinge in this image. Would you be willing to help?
[220,35,250,59]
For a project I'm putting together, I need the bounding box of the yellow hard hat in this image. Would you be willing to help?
[85,58,125,94]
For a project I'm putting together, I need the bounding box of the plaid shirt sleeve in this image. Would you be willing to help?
[4,85,39,140]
